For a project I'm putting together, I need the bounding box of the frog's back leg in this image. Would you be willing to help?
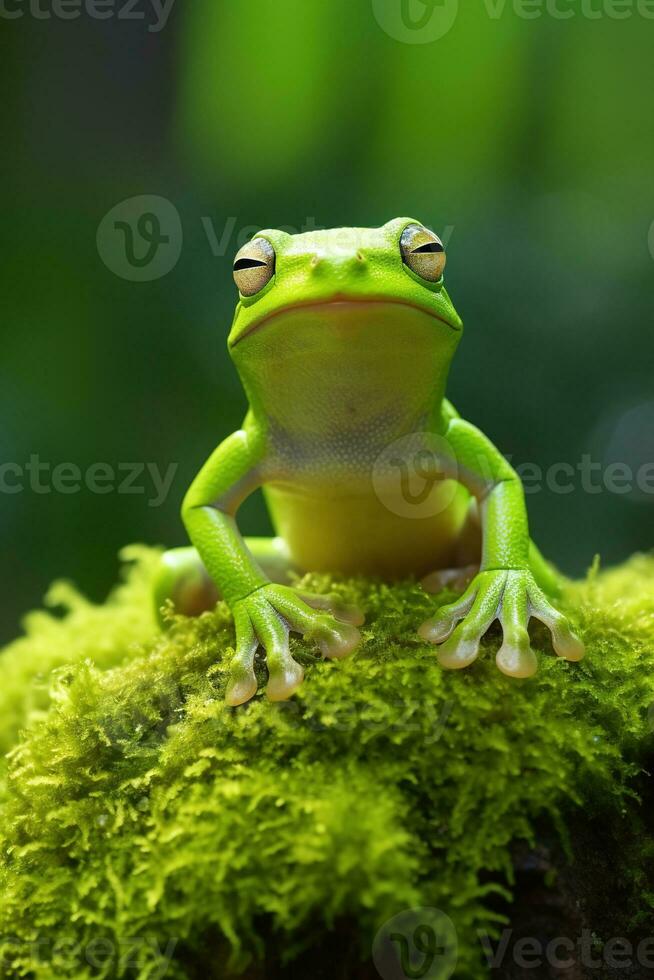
[153,538,295,624]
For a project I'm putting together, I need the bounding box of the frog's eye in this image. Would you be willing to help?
[400,224,446,283]
[233,238,276,296]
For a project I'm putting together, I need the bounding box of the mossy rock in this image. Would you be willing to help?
[0,550,653,979]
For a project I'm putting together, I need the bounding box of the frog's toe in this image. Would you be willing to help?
[299,590,365,627]
[418,615,455,644]
[435,593,503,670]
[246,596,304,702]
[421,564,479,596]
[439,579,505,668]
[436,628,482,670]
[270,587,362,662]
[418,579,479,644]
[421,571,507,672]
[420,567,585,680]
[528,588,586,663]
[494,580,539,679]
[553,628,585,663]
[226,606,259,706]
[226,585,363,705]
[266,656,305,702]
[312,618,361,660]
[226,668,258,707]
[495,628,538,678]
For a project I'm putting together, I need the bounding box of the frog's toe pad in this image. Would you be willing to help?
[299,591,366,627]
[332,604,366,627]
[225,668,258,707]
[552,629,585,663]
[421,565,479,596]
[435,633,480,670]
[314,620,362,661]
[528,590,586,663]
[267,659,304,702]
[496,635,538,678]
[418,616,455,645]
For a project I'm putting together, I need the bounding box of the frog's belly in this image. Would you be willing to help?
[264,481,471,579]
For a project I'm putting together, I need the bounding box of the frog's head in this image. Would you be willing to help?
[227,219,463,434]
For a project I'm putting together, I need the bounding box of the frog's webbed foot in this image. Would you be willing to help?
[226,585,362,706]
[421,564,479,596]
[418,569,585,678]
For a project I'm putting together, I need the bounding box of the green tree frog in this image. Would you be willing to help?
[155,218,584,705]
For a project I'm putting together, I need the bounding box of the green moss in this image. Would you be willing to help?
[0,546,160,762]
[1,551,653,978]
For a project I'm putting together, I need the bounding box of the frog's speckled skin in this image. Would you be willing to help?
[155,218,584,705]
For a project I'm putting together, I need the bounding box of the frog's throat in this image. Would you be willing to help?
[230,296,461,348]
[231,299,459,446]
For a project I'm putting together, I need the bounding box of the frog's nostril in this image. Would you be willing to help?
[310,252,366,275]
[310,256,329,277]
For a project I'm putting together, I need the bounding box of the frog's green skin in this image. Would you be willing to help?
[155,218,584,705]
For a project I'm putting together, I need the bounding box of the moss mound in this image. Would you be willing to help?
[1,551,654,978]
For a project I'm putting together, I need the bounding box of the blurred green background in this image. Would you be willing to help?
[1,0,653,644]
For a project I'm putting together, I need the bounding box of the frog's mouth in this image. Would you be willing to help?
[230,296,461,347]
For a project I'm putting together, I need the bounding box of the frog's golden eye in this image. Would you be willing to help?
[233,238,275,296]
[400,224,446,283]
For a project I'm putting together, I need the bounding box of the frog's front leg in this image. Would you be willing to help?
[418,418,585,678]
[180,426,361,706]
